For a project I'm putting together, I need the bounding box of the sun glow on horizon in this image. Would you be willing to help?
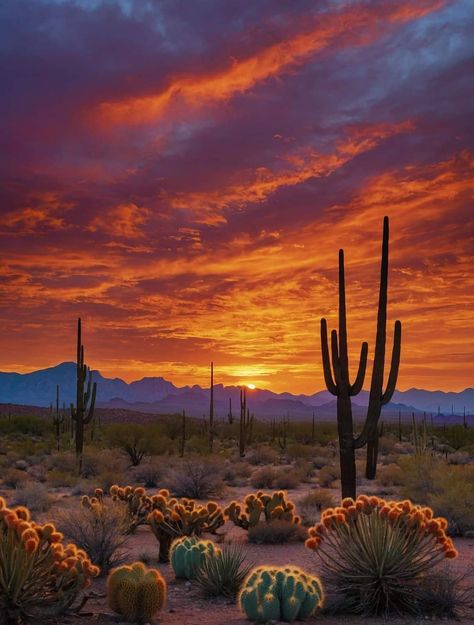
[247,383,256,389]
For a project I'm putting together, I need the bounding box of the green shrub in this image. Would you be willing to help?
[196,544,252,597]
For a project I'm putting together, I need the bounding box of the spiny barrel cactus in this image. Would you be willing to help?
[170,535,221,580]
[305,495,457,615]
[0,497,99,622]
[239,565,323,623]
[107,561,166,624]
[148,492,224,562]
[225,491,300,530]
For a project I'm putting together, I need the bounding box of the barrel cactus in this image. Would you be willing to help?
[239,565,323,622]
[107,561,166,623]
[170,535,221,580]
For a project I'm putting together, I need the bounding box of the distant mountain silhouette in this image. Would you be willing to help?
[0,362,472,421]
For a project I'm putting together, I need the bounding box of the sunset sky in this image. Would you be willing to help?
[1,0,473,393]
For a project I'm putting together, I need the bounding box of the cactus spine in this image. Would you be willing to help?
[320,216,401,497]
[107,562,166,623]
[170,536,221,580]
[239,566,323,623]
[71,317,97,474]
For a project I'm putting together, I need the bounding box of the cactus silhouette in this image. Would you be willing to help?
[107,562,166,623]
[239,387,253,457]
[170,535,221,580]
[320,216,401,497]
[51,384,64,451]
[239,566,323,622]
[70,318,97,474]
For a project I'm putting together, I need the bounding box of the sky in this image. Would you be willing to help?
[1,0,473,393]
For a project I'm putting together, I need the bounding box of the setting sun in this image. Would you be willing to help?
[247,383,256,390]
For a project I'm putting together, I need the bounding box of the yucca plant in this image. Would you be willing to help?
[305,495,457,615]
[196,544,253,598]
[0,497,99,623]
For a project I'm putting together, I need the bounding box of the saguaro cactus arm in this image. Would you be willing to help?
[320,319,338,395]
[349,342,368,396]
[381,320,402,405]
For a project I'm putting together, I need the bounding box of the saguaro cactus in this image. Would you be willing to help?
[52,384,64,451]
[180,409,186,457]
[71,318,97,474]
[209,361,214,453]
[320,216,401,497]
[239,387,253,457]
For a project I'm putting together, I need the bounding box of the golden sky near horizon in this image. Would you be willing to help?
[1,0,473,393]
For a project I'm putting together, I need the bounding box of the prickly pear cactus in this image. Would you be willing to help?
[239,565,323,623]
[107,561,166,623]
[170,535,221,579]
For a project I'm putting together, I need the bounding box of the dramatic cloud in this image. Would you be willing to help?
[0,0,472,393]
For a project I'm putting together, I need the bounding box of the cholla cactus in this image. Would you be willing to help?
[225,491,301,530]
[107,561,166,623]
[109,484,152,533]
[148,490,224,562]
[0,497,99,622]
[239,565,323,622]
[170,535,221,580]
[305,495,458,615]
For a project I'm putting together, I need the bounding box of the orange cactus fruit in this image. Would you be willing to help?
[341,497,354,508]
[207,502,218,512]
[369,496,379,507]
[24,538,38,553]
[445,549,458,559]
[305,537,320,550]
[14,507,30,521]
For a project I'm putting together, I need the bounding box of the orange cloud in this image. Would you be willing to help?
[88,203,151,238]
[96,1,444,125]
[0,192,73,234]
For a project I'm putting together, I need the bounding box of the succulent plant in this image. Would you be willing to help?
[109,484,152,533]
[107,561,166,623]
[148,491,224,562]
[0,497,99,622]
[239,565,323,622]
[305,495,458,615]
[170,535,221,579]
[225,491,300,530]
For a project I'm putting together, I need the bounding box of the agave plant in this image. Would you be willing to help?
[196,544,253,598]
[305,495,457,615]
[0,497,99,623]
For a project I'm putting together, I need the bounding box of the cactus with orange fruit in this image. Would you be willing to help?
[305,495,457,615]
[0,496,99,622]
[109,484,152,534]
[107,561,166,623]
[147,490,225,562]
[225,491,301,530]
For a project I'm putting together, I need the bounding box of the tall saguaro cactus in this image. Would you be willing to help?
[239,387,252,457]
[209,361,214,453]
[52,384,64,451]
[320,216,401,498]
[71,318,97,474]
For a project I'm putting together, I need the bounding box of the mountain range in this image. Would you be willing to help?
[0,362,472,422]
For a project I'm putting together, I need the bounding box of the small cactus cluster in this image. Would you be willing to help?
[239,565,323,623]
[107,561,166,624]
[148,490,224,562]
[225,491,300,530]
[170,535,221,580]
[0,497,99,621]
[110,484,152,533]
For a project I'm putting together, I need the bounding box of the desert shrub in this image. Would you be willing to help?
[318,463,340,487]
[47,469,78,488]
[299,489,336,525]
[0,414,50,437]
[429,465,474,536]
[2,468,32,489]
[273,468,302,490]
[48,450,76,473]
[248,519,305,544]
[81,449,126,479]
[169,458,225,498]
[222,461,252,486]
[414,566,474,618]
[12,482,52,513]
[398,454,437,501]
[96,469,126,491]
[239,565,323,622]
[0,497,99,622]
[57,492,129,574]
[286,443,315,460]
[196,544,252,597]
[306,495,458,615]
[377,463,405,487]
[294,458,315,481]
[247,445,278,466]
[107,423,156,466]
[250,466,276,488]
[134,458,166,487]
